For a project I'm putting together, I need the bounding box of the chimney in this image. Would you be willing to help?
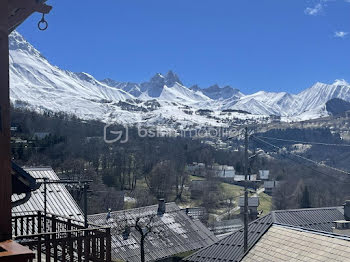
[332,200,350,236]
[344,200,350,221]
[157,199,166,216]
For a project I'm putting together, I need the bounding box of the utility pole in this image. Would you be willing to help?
[44,177,48,232]
[40,179,92,230]
[84,183,88,228]
[243,127,249,253]
[0,0,12,242]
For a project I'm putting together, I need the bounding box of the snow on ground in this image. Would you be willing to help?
[9,31,350,130]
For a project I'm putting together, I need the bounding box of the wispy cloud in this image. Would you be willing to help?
[334,31,349,38]
[304,0,334,16]
[305,3,323,16]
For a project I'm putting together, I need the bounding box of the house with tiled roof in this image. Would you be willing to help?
[264,180,280,195]
[11,166,112,261]
[184,205,347,262]
[242,224,350,261]
[89,201,218,262]
[12,167,84,222]
[238,197,260,220]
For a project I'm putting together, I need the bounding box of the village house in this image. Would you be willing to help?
[184,205,349,262]
[88,201,218,262]
[333,200,350,236]
[264,180,280,195]
[258,170,270,180]
[186,162,206,176]
[269,115,281,123]
[212,164,236,178]
[238,197,260,220]
[187,163,236,179]
[242,224,350,261]
[12,167,84,221]
[234,174,257,182]
[11,165,112,261]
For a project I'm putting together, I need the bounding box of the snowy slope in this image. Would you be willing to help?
[101,71,210,105]
[9,31,350,126]
[220,81,350,118]
[295,80,350,114]
[138,73,211,104]
[9,32,249,127]
[9,31,134,120]
[225,91,298,116]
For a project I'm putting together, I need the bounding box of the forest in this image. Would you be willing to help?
[10,105,350,220]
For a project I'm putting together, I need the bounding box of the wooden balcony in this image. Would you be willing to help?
[0,240,35,262]
[12,211,111,262]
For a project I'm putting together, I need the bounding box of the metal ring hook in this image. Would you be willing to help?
[38,13,48,31]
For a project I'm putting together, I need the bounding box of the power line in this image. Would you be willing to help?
[255,135,350,147]
[251,137,343,180]
[251,136,350,176]
[243,127,249,253]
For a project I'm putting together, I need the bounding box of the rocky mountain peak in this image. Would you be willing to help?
[165,70,183,86]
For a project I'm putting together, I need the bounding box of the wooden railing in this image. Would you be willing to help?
[12,211,111,262]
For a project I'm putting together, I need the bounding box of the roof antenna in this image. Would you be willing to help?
[122,226,131,240]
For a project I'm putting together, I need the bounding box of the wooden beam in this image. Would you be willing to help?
[9,0,52,13]
[8,0,52,33]
[0,0,12,242]
[0,0,53,241]
[8,8,35,34]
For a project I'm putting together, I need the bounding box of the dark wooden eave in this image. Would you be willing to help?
[11,162,39,195]
[8,0,52,33]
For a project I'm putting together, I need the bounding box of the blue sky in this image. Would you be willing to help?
[17,0,350,94]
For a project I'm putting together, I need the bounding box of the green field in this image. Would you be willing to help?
[188,175,272,216]
[126,175,272,219]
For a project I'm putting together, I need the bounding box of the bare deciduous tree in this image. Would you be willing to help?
[111,211,166,262]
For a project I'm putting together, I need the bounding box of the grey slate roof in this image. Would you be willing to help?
[12,167,84,222]
[88,202,218,262]
[184,206,345,262]
[185,214,273,262]
[263,180,280,189]
[272,206,344,232]
[242,224,350,261]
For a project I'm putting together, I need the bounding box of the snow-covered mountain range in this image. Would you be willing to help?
[9,31,350,128]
